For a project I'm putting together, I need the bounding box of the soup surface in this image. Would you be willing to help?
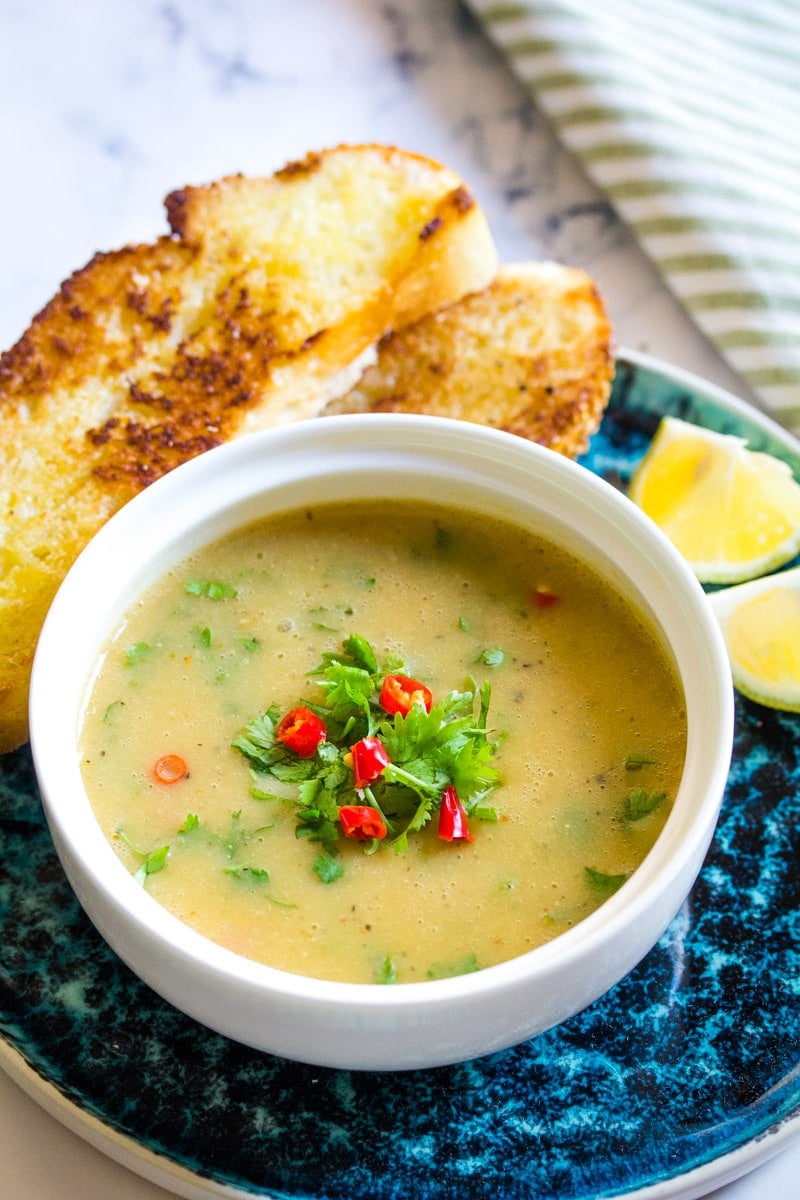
[80,500,687,984]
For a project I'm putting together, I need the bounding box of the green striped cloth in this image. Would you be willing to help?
[469,0,800,431]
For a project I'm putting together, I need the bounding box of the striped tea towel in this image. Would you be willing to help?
[468,0,800,432]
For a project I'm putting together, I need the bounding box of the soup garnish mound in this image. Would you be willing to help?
[231,631,502,864]
[80,499,687,985]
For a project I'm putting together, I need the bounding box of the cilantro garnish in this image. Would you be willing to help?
[125,641,152,666]
[224,864,270,883]
[135,844,169,884]
[478,647,505,669]
[426,951,481,979]
[232,634,503,873]
[115,827,169,885]
[102,699,124,723]
[624,752,658,771]
[434,526,455,552]
[185,579,238,600]
[585,865,629,896]
[625,788,667,820]
[115,830,170,886]
[313,853,345,884]
[376,955,397,984]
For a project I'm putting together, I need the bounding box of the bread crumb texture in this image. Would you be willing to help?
[326,262,613,458]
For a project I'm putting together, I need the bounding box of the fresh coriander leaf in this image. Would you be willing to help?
[222,809,272,861]
[114,827,141,854]
[426,952,480,980]
[198,626,212,648]
[295,778,340,841]
[625,752,658,771]
[315,658,374,702]
[342,633,378,674]
[297,778,322,808]
[477,680,492,729]
[125,641,152,667]
[231,707,287,772]
[239,636,260,652]
[297,817,339,842]
[382,651,406,675]
[376,956,397,984]
[383,760,445,801]
[311,661,374,739]
[269,758,320,783]
[133,844,169,886]
[185,579,238,600]
[224,865,270,884]
[457,616,470,631]
[585,865,629,896]
[313,854,345,883]
[102,699,123,723]
[478,647,505,669]
[250,785,284,802]
[473,805,498,822]
[388,794,436,853]
[179,813,200,834]
[434,526,454,552]
[449,737,500,804]
[625,789,667,820]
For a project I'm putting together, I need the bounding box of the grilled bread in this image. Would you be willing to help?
[0,144,497,753]
[325,261,613,457]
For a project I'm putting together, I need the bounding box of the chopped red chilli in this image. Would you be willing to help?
[349,736,391,789]
[339,805,388,841]
[379,673,433,716]
[275,706,326,758]
[437,785,474,842]
[153,753,188,784]
[531,585,560,609]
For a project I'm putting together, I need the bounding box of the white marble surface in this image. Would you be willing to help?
[0,1,796,1197]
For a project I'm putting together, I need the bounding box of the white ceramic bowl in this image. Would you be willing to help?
[29,415,734,1071]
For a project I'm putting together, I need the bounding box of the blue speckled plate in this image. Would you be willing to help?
[1,350,799,1200]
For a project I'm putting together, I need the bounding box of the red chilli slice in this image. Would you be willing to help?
[276,706,327,758]
[437,785,473,842]
[153,754,188,784]
[379,673,433,716]
[339,805,388,841]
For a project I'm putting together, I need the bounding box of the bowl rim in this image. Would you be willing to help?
[29,411,735,1015]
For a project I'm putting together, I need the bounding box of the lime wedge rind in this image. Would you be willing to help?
[708,567,800,711]
[629,415,800,586]
[687,535,800,586]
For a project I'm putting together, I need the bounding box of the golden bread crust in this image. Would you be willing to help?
[0,144,497,752]
[325,261,613,458]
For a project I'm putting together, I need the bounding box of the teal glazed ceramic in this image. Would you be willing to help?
[1,350,798,1199]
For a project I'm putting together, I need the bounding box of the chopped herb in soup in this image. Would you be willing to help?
[79,500,687,985]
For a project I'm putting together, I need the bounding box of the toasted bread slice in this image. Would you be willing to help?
[325,261,613,457]
[0,144,497,752]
